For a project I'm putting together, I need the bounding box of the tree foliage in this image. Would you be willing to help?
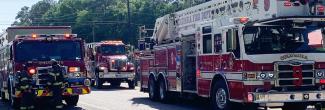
[13,0,185,44]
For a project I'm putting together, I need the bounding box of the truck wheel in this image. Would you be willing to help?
[127,80,135,89]
[282,103,307,110]
[8,80,19,109]
[111,82,121,87]
[65,95,79,106]
[90,80,95,87]
[148,77,158,101]
[211,80,233,110]
[95,78,103,89]
[158,79,169,102]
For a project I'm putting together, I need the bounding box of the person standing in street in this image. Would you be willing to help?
[18,64,35,110]
[48,61,66,109]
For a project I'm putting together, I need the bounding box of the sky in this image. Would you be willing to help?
[0,0,42,31]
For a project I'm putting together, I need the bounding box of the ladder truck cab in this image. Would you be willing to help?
[138,0,325,110]
[0,33,91,108]
[86,41,135,89]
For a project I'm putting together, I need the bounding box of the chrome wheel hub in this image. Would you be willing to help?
[216,88,227,109]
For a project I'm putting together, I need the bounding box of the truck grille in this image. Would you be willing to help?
[275,61,315,87]
[36,66,52,86]
[36,66,67,85]
[110,60,127,70]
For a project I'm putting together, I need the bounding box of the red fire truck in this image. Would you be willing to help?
[0,26,91,108]
[86,41,135,89]
[138,0,325,110]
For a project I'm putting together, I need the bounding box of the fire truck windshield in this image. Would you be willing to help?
[15,41,82,61]
[243,26,325,55]
[99,45,126,55]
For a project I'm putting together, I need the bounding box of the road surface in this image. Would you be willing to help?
[0,83,315,110]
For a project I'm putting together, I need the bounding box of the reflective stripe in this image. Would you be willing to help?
[49,73,56,76]
[47,82,52,85]
[56,105,64,108]
[20,77,28,81]
[53,82,63,85]
[20,107,27,110]
[20,85,29,89]
[49,72,60,76]
[66,88,73,94]
[28,106,35,109]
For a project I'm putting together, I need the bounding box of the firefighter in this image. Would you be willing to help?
[47,61,65,109]
[18,64,35,110]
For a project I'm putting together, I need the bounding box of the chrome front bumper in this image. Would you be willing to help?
[98,72,135,79]
[251,91,325,103]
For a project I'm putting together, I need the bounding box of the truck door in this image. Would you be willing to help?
[223,27,241,59]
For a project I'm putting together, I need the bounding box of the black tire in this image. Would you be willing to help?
[90,80,95,87]
[95,78,103,89]
[211,80,235,110]
[65,95,79,106]
[148,76,158,101]
[127,80,135,89]
[158,79,168,102]
[282,103,307,110]
[111,82,121,87]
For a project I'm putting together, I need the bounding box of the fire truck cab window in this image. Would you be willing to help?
[203,35,212,54]
[226,29,240,58]
[202,26,212,34]
[202,26,213,54]
[214,34,222,53]
[244,26,325,54]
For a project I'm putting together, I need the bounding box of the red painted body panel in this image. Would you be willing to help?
[198,79,211,96]
[155,50,167,67]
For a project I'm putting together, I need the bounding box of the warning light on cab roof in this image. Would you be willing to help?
[102,40,124,45]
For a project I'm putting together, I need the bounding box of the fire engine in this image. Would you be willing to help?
[0,26,91,108]
[138,0,325,110]
[86,40,135,89]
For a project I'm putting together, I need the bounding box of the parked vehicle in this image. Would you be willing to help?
[137,0,325,110]
[86,41,135,89]
[0,26,91,108]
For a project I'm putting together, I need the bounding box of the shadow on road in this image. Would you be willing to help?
[0,98,86,110]
[130,96,209,110]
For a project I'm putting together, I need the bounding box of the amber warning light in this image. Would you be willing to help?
[231,17,249,24]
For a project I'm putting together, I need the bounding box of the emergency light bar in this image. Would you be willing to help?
[101,40,124,45]
[231,17,250,24]
[15,34,77,40]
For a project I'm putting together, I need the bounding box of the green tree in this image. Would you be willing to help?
[12,0,184,45]
[13,6,31,26]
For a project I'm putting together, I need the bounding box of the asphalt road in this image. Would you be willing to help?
[0,83,315,110]
[0,83,208,110]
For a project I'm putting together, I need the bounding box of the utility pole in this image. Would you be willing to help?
[92,22,95,42]
[127,0,131,43]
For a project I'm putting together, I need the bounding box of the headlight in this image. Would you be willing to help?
[259,73,267,79]
[84,79,91,86]
[316,70,325,78]
[129,67,135,71]
[68,67,80,73]
[99,66,106,71]
[244,72,275,80]
[268,73,274,78]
